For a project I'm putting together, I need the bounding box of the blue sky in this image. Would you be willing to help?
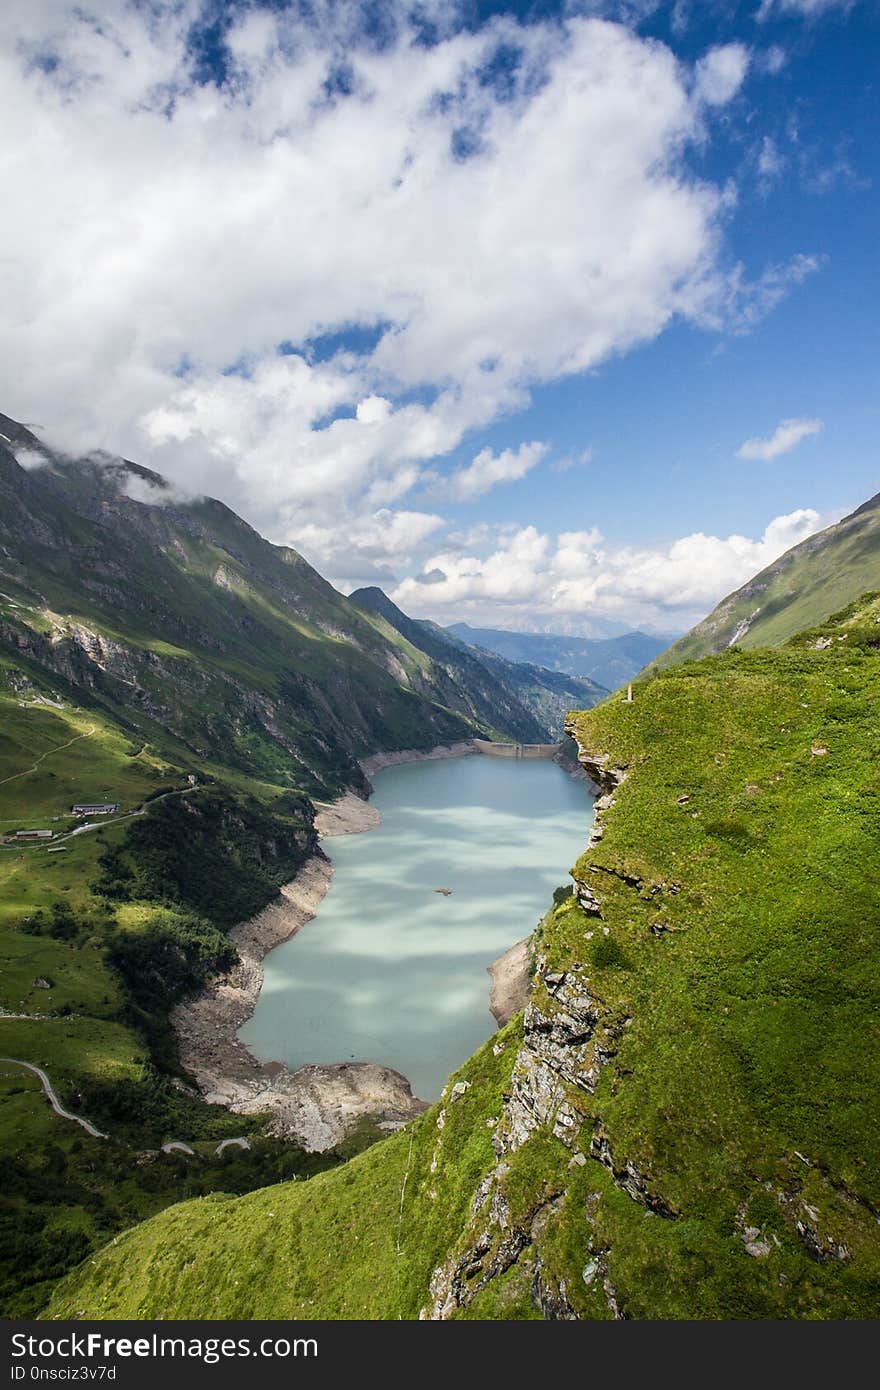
[1,0,877,634]
[456,0,880,547]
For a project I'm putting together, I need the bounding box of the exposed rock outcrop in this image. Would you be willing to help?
[424,728,668,1320]
[487,937,531,1027]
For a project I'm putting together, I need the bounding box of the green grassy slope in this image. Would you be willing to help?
[45,1024,519,1321]
[650,492,880,670]
[0,405,566,1313]
[48,595,880,1320]
[0,647,348,1314]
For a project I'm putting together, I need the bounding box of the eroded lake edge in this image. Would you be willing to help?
[173,740,590,1152]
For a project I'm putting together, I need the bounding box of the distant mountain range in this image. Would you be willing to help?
[650,490,880,671]
[351,588,607,738]
[447,622,667,691]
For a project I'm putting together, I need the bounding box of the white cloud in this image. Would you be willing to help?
[0,2,816,551]
[296,509,447,589]
[757,135,785,181]
[391,508,825,630]
[444,442,548,501]
[0,2,830,627]
[694,44,750,106]
[710,253,823,334]
[121,472,195,508]
[13,447,51,472]
[737,416,823,460]
[356,396,393,426]
[759,44,788,74]
[552,447,595,474]
[800,148,868,195]
[757,0,855,19]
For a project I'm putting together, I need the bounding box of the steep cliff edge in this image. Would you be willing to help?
[48,596,880,1320]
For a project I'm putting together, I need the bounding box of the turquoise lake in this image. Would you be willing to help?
[239,755,594,1100]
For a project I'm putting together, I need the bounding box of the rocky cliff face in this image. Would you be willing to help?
[423,747,636,1320]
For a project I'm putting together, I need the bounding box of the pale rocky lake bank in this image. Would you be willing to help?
[174,743,593,1150]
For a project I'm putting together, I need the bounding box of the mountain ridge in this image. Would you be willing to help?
[350,586,608,738]
[0,412,555,792]
[648,491,880,671]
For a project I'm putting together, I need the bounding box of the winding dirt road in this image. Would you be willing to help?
[0,1056,107,1138]
[0,725,97,788]
[1,1056,252,1157]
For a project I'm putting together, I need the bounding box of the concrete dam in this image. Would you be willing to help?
[473,739,560,759]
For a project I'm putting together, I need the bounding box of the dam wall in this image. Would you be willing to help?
[473,739,559,760]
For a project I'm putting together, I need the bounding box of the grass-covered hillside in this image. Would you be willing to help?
[0,404,580,1316]
[48,595,880,1320]
[650,491,880,670]
[0,644,350,1315]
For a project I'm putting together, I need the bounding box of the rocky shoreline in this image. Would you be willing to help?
[359,739,479,778]
[173,738,587,1152]
[172,742,481,1151]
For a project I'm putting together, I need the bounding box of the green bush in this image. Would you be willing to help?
[589,934,631,970]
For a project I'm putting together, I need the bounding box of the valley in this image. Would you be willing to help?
[0,413,877,1321]
[45,592,880,1321]
[0,412,607,1312]
[2,0,877,1339]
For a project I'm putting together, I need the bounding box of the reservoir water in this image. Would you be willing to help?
[239,755,594,1100]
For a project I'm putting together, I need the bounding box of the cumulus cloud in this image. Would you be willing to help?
[391,508,824,630]
[443,442,549,501]
[737,416,823,460]
[0,1,831,625]
[0,3,817,552]
[295,509,447,590]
